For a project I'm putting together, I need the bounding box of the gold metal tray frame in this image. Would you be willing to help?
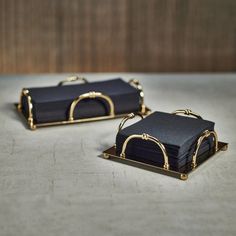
[102,110,228,180]
[16,76,151,130]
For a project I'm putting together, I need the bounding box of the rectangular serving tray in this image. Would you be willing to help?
[102,141,228,180]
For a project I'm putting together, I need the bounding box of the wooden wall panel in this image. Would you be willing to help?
[128,0,236,72]
[0,0,236,73]
[0,0,128,73]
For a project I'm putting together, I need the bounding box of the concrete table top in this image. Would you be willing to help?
[0,73,235,236]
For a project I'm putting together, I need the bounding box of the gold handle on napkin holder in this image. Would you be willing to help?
[68,91,115,121]
[129,79,146,114]
[118,113,144,133]
[58,75,88,86]
[17,89,36,130]
[120,133,170,170]
[192,130,218,168]
[172,109,202,119]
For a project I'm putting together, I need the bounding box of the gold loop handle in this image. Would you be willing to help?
[172,109,202,119]
[118,113,144,133]
[192,130,218,168]
[18,89,36,130]
[58,75,88,86]
[120,133,170,170]
[68,91,115,121]
[129,79,146,114]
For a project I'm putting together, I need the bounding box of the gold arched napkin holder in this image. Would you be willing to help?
[16,76,151,130]
[102,111,228,180]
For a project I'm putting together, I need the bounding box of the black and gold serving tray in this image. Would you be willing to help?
[15,76,151,130]
[102,110,228,180]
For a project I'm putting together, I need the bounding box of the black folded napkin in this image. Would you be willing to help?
[21,78,141,123]
[116,111,215,170]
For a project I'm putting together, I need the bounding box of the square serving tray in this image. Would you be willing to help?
[102,142,228,180]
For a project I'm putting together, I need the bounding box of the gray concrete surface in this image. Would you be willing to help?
[0,73,235,236]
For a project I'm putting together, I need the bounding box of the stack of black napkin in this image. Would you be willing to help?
[116,111,215,171]
[21,78,141,124]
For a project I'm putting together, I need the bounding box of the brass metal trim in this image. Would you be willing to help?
[120,133,170,170]
[18,89,36,130]
[129,79,146,114]
[68,91,115,121]
[172,109,202,119]
[118,113,144,133]
[192,130,218,168]
[58,75,88,86]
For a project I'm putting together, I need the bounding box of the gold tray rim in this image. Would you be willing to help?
[14,103,151,129]
[102,141,228,180]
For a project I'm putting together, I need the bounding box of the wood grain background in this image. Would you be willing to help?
[0,0,236,73]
